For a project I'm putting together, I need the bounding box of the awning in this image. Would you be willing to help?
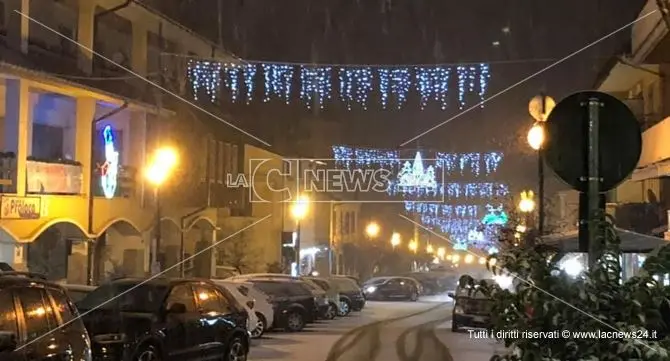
[540,228,668,253]
[631,158,670,181]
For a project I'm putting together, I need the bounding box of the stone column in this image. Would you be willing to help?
[77,0,96,74]
[75,97,95,198]
[4,79,31,196]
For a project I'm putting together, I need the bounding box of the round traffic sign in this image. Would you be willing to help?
[543,91,642,192]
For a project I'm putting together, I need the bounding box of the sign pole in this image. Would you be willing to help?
[587,98,602,269]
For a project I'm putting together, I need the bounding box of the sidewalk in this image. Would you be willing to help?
[435,321,508,361]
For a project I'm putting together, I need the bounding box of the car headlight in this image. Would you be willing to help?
[454,306,464,314]
[365,286,376,293]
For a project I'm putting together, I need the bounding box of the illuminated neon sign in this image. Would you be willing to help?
[100,125,119,199]
[481,204,508,226]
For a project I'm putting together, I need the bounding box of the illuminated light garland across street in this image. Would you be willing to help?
[331,145,509,251]
[188,61,491,110]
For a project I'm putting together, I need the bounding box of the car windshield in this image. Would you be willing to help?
[364,277,389,285]
[76,282,168,313]
[329,278,358,292]
[252,281,289,296]
[310,279,330,291]
[67,290,91,303]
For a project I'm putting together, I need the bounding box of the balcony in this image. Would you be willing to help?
[632,0,668,63]
[0,34,155,105]
[24,158,82,195]
[622,97,664,130]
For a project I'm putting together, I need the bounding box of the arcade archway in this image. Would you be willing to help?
[27,222,87,283]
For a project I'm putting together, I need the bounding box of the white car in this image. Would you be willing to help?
[214,280,273,338]
[214,281,260,338]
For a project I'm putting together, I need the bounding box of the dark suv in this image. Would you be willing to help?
[247,280,318,332]
[328,276,366,316]
[0,270,92,361]
[76,277,249,361]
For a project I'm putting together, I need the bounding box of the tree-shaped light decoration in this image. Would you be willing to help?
[396,152,438,195]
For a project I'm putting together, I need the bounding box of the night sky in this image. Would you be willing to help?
[150,0,645,191]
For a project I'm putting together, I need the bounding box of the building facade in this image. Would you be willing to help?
[594,0,670,239]
[0,0,287,283]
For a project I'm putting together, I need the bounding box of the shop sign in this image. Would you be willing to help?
[1,196,41,219]
[26,160,83,194]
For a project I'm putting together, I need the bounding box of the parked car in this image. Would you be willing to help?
[448,280,495,332]
[228,274,333,320]
[362,276,420,301]
[0,270,92,361]
[404,272,443,295]
[213,281,262,338]
[303,276,340,320]
[240,279,318,332]
[62,283,96,303]
[328,276,366,316]
[76,277,250,361]
[234,282,275,333]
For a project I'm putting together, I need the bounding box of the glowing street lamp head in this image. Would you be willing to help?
[408,239,418,253]
[291,195,310,220]
[527,123,545,151]
[145,164,169,186]
[518,190,536,213]
[155,147,178,170]
[366,222,380,238]
[145,147,178,187]
[390,232,401,247]
[426,244,434,254]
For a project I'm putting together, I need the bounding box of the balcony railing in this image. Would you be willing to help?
[0,33,154,105]
[622,98,663,131]
[26,157,83,195]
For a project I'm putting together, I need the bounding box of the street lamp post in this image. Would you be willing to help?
[528,94,555,236]
[518,190,536,231]
[145,147,178,275]
[291,194,309,276]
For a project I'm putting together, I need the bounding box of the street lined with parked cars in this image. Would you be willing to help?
[0,267,455,361]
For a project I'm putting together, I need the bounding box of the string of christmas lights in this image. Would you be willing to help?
[330,145,508,251]
[188,61,491,110]
[387,182,509,198]
[332,146,504,177]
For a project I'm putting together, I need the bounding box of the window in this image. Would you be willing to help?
[17,288,56,341]
[386,279,402,287]
[311,279,330,291]
[208,139,217,183]
[287,283,313,297]
[77,283,168,313]
[252,281,291,297]
[230,144,239,176]
[165,284,196,312]
[218,141,225,183]
[0,290,17,335]
[32,124,64,160]
[193,285,231,313]
[199,141,208,182]
[48,288,75,323]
